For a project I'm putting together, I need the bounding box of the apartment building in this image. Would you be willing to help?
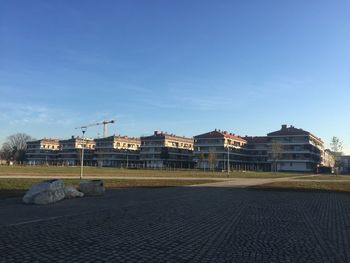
[340,155,350,174]
[322,149,335,171]
[140,131,194,168]
[26,139,60,165]
[24,124,336,173]
[94,135,141,167]
[243,136,271,171]
[58,136,95,166]
[194,130,248,170]
[266,125,324,172]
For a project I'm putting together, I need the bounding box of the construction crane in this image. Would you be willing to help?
[75,119,116,179]
[76,119,115,138]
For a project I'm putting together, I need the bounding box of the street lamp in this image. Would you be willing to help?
[80,127,87,180]
[227,146,230,176]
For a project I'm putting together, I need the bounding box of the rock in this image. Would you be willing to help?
[32,189,66,205]
[64,186,84,199]
[23,179,65,204]
[79,180,105,196]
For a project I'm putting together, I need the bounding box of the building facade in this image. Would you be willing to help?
[24,124,336,173]
[140,131,194,168]
[194,130,248,170]
[243,136,271,171]
[340,155,350,174]
[94,135,141,167]
[26,139,60,165]
[58,136,95,166]
[266,125,324,172]
[321,149,335,173]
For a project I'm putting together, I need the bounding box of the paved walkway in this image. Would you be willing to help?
[190,176,298,187]
[1,186,350,262]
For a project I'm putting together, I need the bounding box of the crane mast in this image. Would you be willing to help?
[101,120,115,138]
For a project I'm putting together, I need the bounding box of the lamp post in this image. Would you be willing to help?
[80,127,87,180]
[227,146,230,176]
[126,152,129,168]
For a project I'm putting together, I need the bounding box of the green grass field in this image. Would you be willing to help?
[0,178,218,199]
[0,166,310,178]
[2,166,345,198]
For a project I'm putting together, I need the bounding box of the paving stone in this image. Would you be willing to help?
[0,188,349,262]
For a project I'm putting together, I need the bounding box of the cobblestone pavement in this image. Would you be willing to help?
[1,187,350,262]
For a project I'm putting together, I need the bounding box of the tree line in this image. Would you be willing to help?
[0,133,34,164]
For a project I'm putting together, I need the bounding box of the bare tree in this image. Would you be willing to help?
[330,136,343,175]
[0,142,12,163]
[207,152,217,171]
[270,139,283,172]
[0,133,34,164]
[198,153,205,171]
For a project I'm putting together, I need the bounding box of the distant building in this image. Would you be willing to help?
[266,125,324,172]
[25,124,335,173]
[94,135,141,167]
[340,155,350,174]
[26,139,60,165]
[321,149,335,172]
[58,136,95,166]
[140,131,194,168]
[194,130,248,170]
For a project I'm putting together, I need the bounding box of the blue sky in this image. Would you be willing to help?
[0,0,349,152]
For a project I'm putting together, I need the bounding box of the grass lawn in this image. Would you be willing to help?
[0,178,217,199]
[252,181,350,193]
[0,166,309,178]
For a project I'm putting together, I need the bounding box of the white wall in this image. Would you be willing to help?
[278,162,310,172]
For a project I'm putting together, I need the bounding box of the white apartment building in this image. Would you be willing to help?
[94,135,140,167]
[267,125,324,172]
[194,130,248,170]
[58,136,95,166]
[26,139,60,165]
[140,131,194,168]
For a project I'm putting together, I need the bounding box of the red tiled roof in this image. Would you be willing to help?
[194,130,246,142]
[267,125,323,143]
[268,127,308,136]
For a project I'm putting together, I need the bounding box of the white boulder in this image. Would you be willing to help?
[31,189,66,205]
[79,180,105,196]
[23,179,66,205]
[64,186,84,199]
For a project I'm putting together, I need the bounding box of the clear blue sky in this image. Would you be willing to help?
[1,0,349,152]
